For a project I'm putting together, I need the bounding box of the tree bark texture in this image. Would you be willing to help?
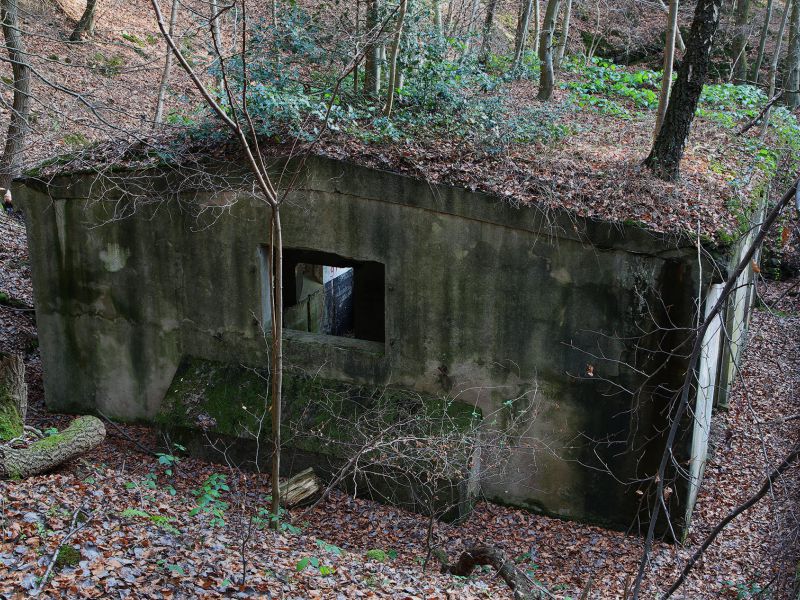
[364,0,382,96]
[654,0,680,140]
[0,353,25,441]
[0,0,30,192]
[384,0,407,116]
[479,0,499,63]
[512,0,534,69]
[761,0,793,134]
[554,0,572,70]
[70,0,97,41]
[1,416,106,478]
[732,0,750,81]
[531,0,540,53]
[751,0,774,82]
[154,0,179,124]
[432,0,442,34]
[658,0,686,51]
[785,0,800,107]
[644,0,724,181]
[537,0,561,100]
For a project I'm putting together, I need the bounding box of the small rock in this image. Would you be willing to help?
[22,512,41,524]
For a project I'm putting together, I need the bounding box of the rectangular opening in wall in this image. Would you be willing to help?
[261,247,385,344]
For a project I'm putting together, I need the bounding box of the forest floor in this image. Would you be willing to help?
[1,209,799,599]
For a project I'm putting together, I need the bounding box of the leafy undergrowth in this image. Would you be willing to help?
[20,0,800,244]
[0,220,799,598]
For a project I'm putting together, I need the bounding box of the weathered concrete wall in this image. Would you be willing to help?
[17,156,709,531]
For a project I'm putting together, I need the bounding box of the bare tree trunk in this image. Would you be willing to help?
[384,0,407,116]
[354,0,360,94]
[432,0,442,34]
[269,208,284,526]
[1,416,106,478]
[643,0,724,181]
[657,0,686,51]
[751,0,775,83]
[211,0,222,52]
[365,0,382,95]
[785,0,800,107]
[461,0,481,57]
[0,354,25,441]
[732,0,750,81]
[761,0,792,135]
[70,0,97,41]
[537,0,561,100]
[150,0,291,518]
[653,0,680,140]
[154,0,179,125]
[554,0,572,70]
[479,0,499,64]
[0,0,30,193]
[531,0,540,53]
[512,0,534,70]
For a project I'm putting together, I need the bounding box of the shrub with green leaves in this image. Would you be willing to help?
[566,59,660,111]
[199,6,565,152]
[189,473,230,527]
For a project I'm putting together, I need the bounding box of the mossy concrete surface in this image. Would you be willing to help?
[159,356,480,520]
[16,155,714,532]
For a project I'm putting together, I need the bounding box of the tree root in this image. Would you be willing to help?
[434,544,544,599]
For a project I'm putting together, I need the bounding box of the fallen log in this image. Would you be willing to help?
[279,467,321,508]
[1,415,106,479]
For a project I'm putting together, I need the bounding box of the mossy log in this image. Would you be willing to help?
[279,467,321,508]
[0,416,106,479]
[0,353,26,441]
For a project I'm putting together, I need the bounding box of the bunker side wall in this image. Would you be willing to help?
[17,158,707,529]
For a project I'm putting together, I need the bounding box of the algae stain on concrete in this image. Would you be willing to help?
[550,267,572,285]
[54,200,67,268]
[99,243,130,272]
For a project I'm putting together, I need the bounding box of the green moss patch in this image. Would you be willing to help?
[158,357,480,457]
[0,402,23,442]
[365,549,388,562]
[55,545,82,569]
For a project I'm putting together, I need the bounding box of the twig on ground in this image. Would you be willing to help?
[32,505,98,596]
[97,410,158,457]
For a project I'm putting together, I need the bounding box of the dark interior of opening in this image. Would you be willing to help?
[281,248,385,343]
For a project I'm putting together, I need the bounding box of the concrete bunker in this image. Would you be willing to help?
[15,154,758,535]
